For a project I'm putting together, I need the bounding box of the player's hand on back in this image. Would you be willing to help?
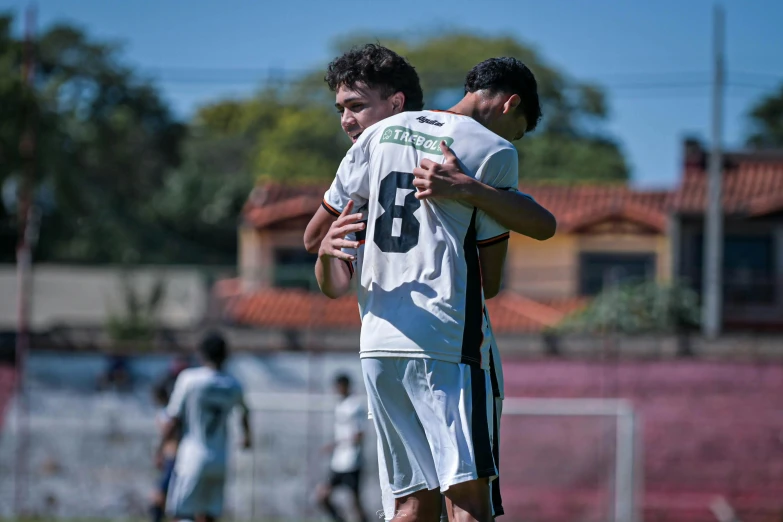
[318,200,365,262]
[413,141,475,201]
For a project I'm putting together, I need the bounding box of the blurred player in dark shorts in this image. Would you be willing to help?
[317,374,368,522]
[151,383,178,522]
[150,356,189,522]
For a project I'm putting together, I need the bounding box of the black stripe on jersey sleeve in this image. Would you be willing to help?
[477,232,510,248]
[460,208,484,367]
[342,259,354,278]
[321,200,341,217]
[356,220,367,243]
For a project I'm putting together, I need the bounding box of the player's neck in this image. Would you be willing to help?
[447,96,482,122]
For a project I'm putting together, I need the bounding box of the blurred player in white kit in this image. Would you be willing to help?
[157,332,252,522]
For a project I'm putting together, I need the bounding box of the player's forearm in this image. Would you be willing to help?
[157,418,179,456]
[304,223,328,254]
[315,255,352,299]
[304,208,338,253]
[464,182,556,240]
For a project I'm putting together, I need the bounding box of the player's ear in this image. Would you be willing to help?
[502,94,522,115]
[389,92,405,114]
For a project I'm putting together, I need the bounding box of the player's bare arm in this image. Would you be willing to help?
[478,240,508,299]
[315,201,363,298]
[239,400,252,450]
[304,206,338,254]
[156,416,181,466]
[414,141,556,240]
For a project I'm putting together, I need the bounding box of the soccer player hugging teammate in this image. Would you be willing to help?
[306,46,551,522]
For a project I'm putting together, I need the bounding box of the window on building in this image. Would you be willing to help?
[693,234,775,305]
[274,249,318,290]
[579,253,656,296]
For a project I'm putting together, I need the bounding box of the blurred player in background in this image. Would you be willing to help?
[304,45,552,522]
[315,56,542,522]
[151,384,177,522]
[149,356,191,522]
[157,332,252,522]
[316,373,369,522]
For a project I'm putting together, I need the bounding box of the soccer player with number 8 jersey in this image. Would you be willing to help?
[306,46,552,522]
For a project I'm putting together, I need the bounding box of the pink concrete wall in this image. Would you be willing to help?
[499,360,783,522]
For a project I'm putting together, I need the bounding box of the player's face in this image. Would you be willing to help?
[481,92,528,142]
[335,82,402,144]
[335,382,349,397]
[494,111,528,142]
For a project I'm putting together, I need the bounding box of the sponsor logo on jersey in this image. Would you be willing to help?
[416,115,444,127]
[380,126,454,154]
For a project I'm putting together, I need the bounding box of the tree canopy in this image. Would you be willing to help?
[206,33,630,185]
[746,82,783,148]
[1,15,633,265]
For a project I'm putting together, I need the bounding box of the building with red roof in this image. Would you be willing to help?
[222,139,783,334]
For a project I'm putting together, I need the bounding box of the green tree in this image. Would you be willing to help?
[0,13,187,263]
[746,83,783,148]
[106,273,166,345]
[195,91,348,185]
[242,33,629,184]
[554,281,700,335]
[327,33,629,182]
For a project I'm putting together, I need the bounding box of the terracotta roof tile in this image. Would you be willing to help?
[519,184,670,232]
[671,154,783,215]
[242,184,327,229]
[243,146,783,229]
[219,283,588,334]
[223,287,361,329]
[244,182,672,232]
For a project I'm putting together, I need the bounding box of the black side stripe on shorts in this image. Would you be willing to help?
[461,209,484,367]
[491,398,505,516]
[488,339,501,399]
[469,365,496,477]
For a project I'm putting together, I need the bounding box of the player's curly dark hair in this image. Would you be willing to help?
[325,44,424,111]
[464,57,542,132]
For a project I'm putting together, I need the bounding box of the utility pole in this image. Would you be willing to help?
[702,4,725,339]
[14,4,37,516]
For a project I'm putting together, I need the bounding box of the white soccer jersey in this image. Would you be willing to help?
[166,367,245,475]
[331,394,366,473]
[323,110,518,370]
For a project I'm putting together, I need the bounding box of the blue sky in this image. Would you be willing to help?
[3,0,782,188]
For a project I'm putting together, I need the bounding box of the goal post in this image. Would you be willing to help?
[501,398,641,522]
[239,394,641,522]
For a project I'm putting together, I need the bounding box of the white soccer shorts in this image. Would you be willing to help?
[166,468,226,519]
[362,357,497,501]
[375,395,504,521]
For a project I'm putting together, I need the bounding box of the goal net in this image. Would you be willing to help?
[231,395,641,522]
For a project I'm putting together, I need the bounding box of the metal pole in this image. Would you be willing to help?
[702,4,725,339]
[14,5,36,516]
[614,412,637,522]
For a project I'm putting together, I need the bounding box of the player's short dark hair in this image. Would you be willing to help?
[464,57,542,132]
[325,44,424,111]
[198,331,228,366]
[152,383,169,404]
[334,373,351,388]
